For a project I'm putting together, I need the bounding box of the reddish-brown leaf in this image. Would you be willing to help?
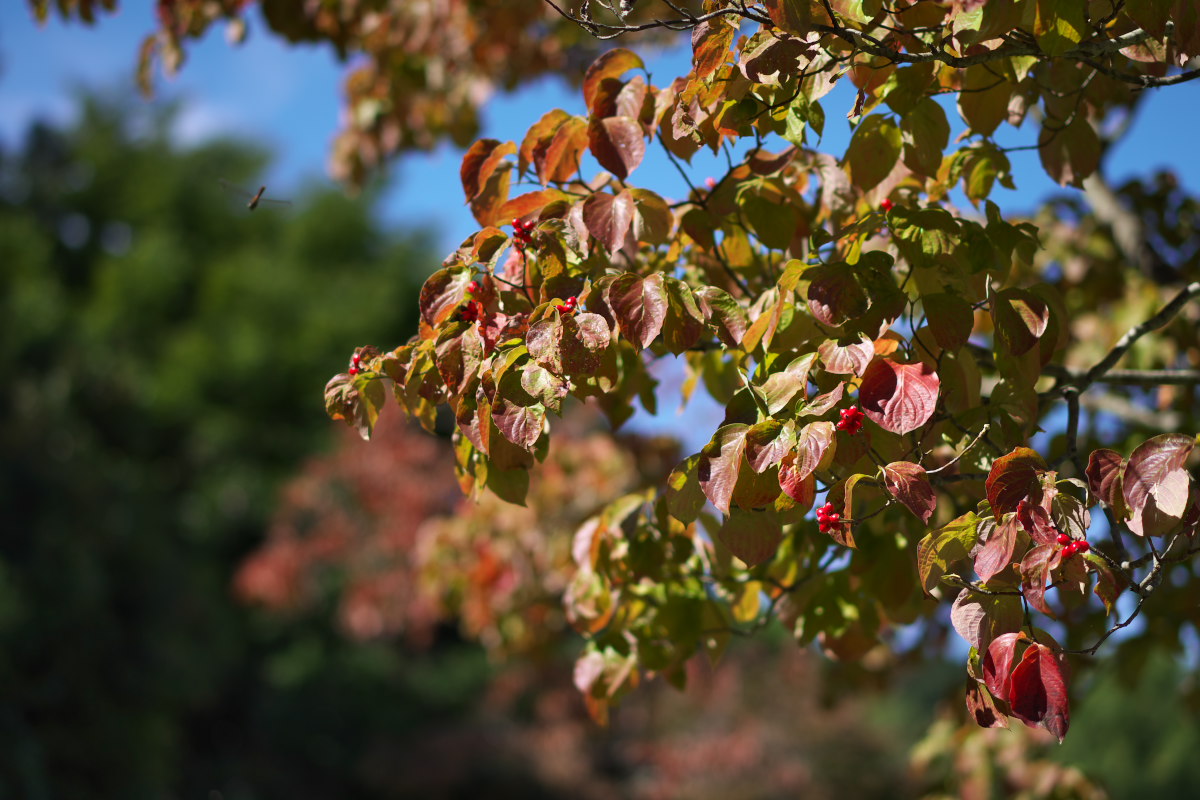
[695,286,748,347]
[519,109,570,178]
[491,397,545,451]
[974,512,1020,583]
[1019,543,1056,616]
[950,589,1023,651]
[607,271,667,351]
[1123,433,1195,515]
[540,116,589,185]
[588,116,646,181]
[818,335,874,376]
[1085,448,1124,507]
[806,265,869,326]
[1039,116,1100,188]
[883,461,936,523]
[791,421,835,480]
[698,423,750,515]
[583,190,636,253]
[1008,643,1070,742]
[419,267,473,328]
[744,419,795,473]
[858,359,940,435]
[1016,499,1058,546]
[986,447,1047,515]
[583,49,645,116]
[460,139,513,201]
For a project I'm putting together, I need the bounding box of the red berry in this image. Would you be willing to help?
[1056,533,1071,546]
[555,304,571,313]
[827,512,840,523]
[1063,542,1078,557]
[881,198,894,212]
[566,296,578,307]
[348,366,359,376]
[467,280,479,293]
[1077,541,1090,553]
[352,353,361,365]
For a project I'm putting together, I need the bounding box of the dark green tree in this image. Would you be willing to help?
[0,95,437,799]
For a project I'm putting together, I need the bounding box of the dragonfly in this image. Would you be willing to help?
[219,179,292,211]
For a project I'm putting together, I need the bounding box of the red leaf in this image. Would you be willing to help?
[778,456,817,504]
[1019,543,1055,616]
[883,461,936,523]
[1123,433,1195,515]
[698,424,750,514]
[583,190,636,254]
[858,359,940,435]
[589,116,646,181]
[607,272,667,351]
[1008,643,1070,742]
[1085,448,1124,507]
[974,513,1019,583]
[983,632,1023,702]
[818,335,874,376]
[583,49,645,116]
[985,447,1047,515]
[1016,499,1058,546]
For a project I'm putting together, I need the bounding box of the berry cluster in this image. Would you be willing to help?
[1057,533,1090,559]
[555,296,578,314]
[457,299,483,323]
[836,405,865,434]
[816,501,841,533]
[512,217,536,250]
[880,198,895,212]
[348,351,363,376]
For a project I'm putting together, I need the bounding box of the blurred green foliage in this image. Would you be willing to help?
[0,95,441,799]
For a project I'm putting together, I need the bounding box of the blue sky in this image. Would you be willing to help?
[4,4,1199,450]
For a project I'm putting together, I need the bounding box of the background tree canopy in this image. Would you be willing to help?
[15,1,1200,797]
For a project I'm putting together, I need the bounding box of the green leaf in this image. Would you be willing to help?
[901,98,949,178]
[957,65,1010,136]
[666,455,707,523]
[1035,0,1087,56]
[923,292,974,352]
[843,114,902,191]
